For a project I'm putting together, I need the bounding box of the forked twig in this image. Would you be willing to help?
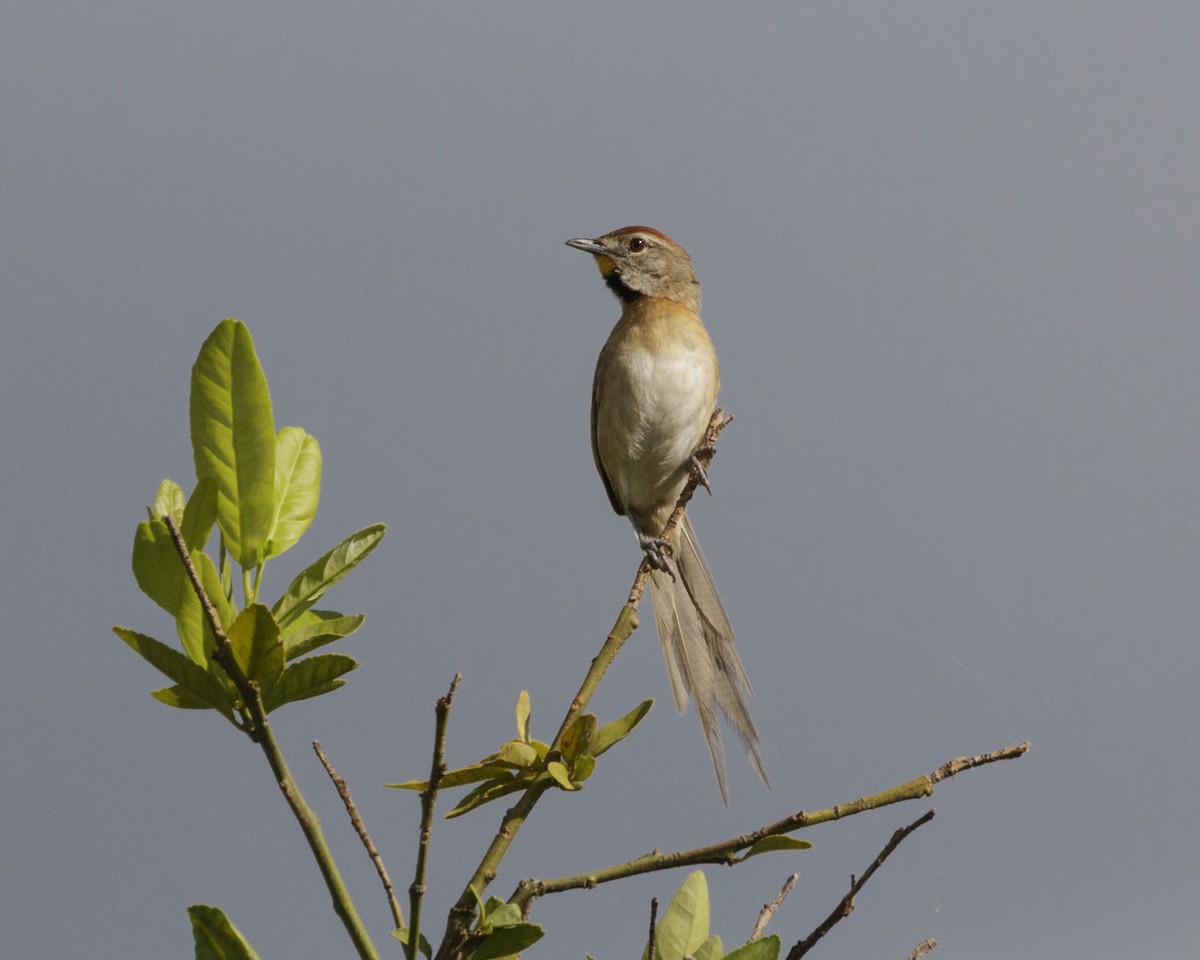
[786,810,935,960]
[313,740,404,930]
[433,411,732,960]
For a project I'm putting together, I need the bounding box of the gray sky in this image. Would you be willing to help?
[5,3,1199,958]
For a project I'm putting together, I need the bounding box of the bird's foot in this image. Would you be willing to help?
[638,534,676,580]
[689,451,713,494]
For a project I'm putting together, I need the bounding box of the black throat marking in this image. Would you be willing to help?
[604,270,642,305]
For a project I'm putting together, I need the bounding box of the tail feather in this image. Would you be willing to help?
[647,512,768,803]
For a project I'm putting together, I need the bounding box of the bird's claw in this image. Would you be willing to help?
[689,452,713,495]
[639,535,677,580]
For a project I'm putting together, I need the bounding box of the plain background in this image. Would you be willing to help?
[5,4,1199,958]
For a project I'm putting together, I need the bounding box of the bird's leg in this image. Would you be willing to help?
[639,533,677,579]
[689,445,715,494]
[632,521,676,580]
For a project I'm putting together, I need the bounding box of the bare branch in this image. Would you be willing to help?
[511,742,1026,909]
[786,810,935,960]
[313,740,404,931]
[908,938,938,960]
[409,674,461,960]
[647,897,660,960]
[929,741,1030,782]
[751,873,798,941]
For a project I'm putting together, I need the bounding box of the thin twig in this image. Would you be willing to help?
[408,674,461,960]
[647,897,659,960]
[511,741,1026,908]
[433,411,732,960]
[162,514,379,960]
[161,514,258,732]
[908,938,938,960]
[313,740,405,931]
[751,874,798,941]
[786,810,936,960]
[930,742,1030,782]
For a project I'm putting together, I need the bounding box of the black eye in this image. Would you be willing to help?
[629,237,647,252]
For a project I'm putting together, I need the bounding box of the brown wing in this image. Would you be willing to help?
[591,352,625,517]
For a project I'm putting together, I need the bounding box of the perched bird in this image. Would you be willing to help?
[565,225,767,802]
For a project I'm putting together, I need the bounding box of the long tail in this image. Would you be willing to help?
[647,512,768,803]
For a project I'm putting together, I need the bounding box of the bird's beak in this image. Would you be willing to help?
[565,237,607,255]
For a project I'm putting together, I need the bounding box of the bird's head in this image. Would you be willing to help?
[566,226,701,314]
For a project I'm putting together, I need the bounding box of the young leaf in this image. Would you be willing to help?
[279,609,364,660]
[515,690,531,744]
[271,524,386,629]
[558,713,597,762]
[226,604,284,698]
[546,760,575,790]
[153,479,186,523]
[188,903,262,960]
[391,926,433,960]
[465,922,544,960]
[446,775,526,819]
[723,936,780,960]
[260,652,357,712]
[190,318,276,568]
[265,426,321,559]
[495,739,538,768]
[592,699,654,756]
[114,627,233,717]
[175,550,231,666]
[386,759,522,793]
[646,871,710,960]
[733,836,813,863]
[152,685,214,710]
[181,476,219,552]
[694,934,724,960]
[572,753,596,782]
[132,519,188,617]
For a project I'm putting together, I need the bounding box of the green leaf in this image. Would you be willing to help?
[271,524,386,629]
[646,871,709,960]
[188,904,262,960]
[152,685,215,709]
[181,476,219,552]
[466,922,544,960]
[261,652,357,712]
[279,608,364,660]
[515,690,531,743]
[386,758,522,793]
[132,519,188,617]
[190,318,276,568]
[723,936,780,960]
[175,550,231,665]
[572,753,596,782]
[153,478,186,523]
[265,426,321,559]
[694,934,724,960]
[114,627,233,718]
[495,739,539,768]
[391,926,433,960]
[592,699,654,756]
[733,836,813,863]
[546,760,575,790]
[559,713,597,762]
[226,605,284,698]
[445,775,526,819]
